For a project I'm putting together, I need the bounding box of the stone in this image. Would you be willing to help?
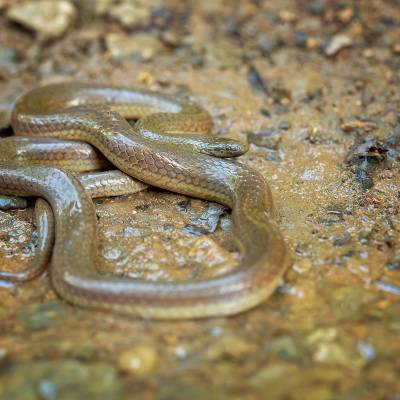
[278,121,290,130]
[333,232,351,246]
[278,10,297,23]
[7,1,76,38]
[103,246,123,261]
[256,33,277,55]
[108,1,151,28]
[337,7,354,23]
[392,43,400,54]
[182,203,226,235]
[105,33,165,61]
[124,226,151,238]
[325,34,353,56]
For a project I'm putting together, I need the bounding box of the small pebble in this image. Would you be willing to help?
[294,31,308,48]
[358,229,373,240]
[278,9,297,23]
[308,0,326,15]
[386,256,400,271]
[278,121,290,130]
[176,199,191,213]
[325,34,353,56]
[392,43,400,54]
[103,246,123,261]
[260,108,271,118]
[204,335,256,360]
[306,37,321,50]
[337,7,354,23]
[108,1,151,28]
[38,380,58,400]
[256,33,277,55]
[0,347,8,364]
[124,226,150,238]
[105,33,165,62]
[357,341,375,361]
[333,232,351,246]
[247,65,268,94]
[117,345,158,377]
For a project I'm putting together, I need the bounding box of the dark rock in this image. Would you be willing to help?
[308,0,327,15]
[163,223,174,232]
[333,232,351,246]
[278,121,290,130]
[177,199,191,212]
[346,138,392,189]
[256,34,277,55]
[182,203,226,236]
[246,65,268,95]
[260,108,271,118]
[294,31,308,47]
[152,7,174,29]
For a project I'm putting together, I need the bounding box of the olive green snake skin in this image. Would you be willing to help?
[0,82,290,319]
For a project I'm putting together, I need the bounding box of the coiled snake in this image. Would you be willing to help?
[0,82,290,319]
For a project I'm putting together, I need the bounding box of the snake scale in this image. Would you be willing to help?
[0,82,290,319]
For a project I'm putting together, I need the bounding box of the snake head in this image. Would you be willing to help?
[199,137,249,158]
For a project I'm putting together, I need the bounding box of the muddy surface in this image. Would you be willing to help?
[0,1,400,399]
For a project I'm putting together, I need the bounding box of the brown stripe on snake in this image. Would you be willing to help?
[0,82,290,319]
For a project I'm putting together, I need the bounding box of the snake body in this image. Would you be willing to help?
[0,82,290,319]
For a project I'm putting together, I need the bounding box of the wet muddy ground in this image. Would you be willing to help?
[0,0,400,399]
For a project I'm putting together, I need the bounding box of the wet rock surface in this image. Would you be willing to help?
[0,0,400,399]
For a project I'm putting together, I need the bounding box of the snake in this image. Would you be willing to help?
[0,82,290,319]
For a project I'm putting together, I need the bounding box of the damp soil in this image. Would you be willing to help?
[0,1,399,399]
